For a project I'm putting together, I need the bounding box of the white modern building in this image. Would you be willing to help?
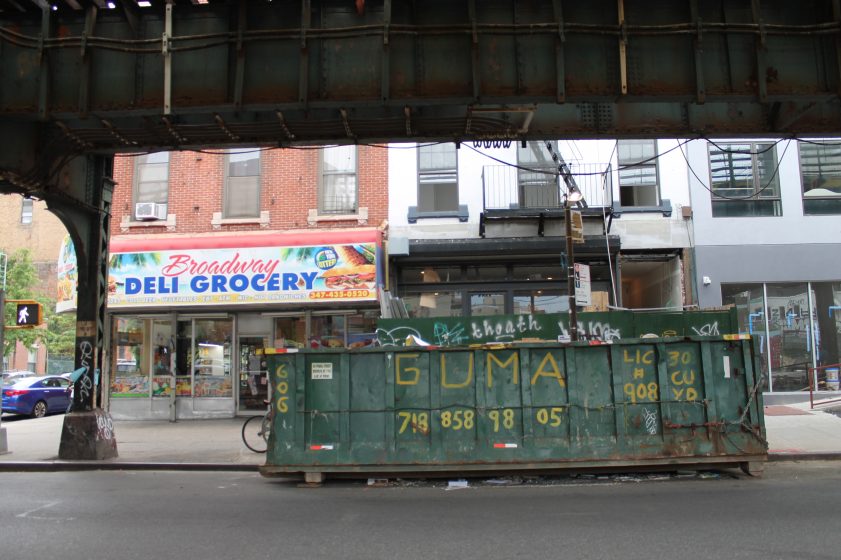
[685,138,841,398]
[386,139,695,322]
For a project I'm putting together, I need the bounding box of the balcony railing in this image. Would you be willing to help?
[482,163,613,211]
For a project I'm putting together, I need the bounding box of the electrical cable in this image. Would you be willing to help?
[601,140,619,307]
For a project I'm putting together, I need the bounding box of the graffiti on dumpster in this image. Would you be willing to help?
[642,408,658,435]
[377,310,737,347]
[690,321,720,337]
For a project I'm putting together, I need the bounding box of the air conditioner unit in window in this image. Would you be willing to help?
[135,202,167,221]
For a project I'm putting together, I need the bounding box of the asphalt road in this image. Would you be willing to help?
[1,462,839,560]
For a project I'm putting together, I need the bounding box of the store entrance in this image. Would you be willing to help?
[238,335,269,413]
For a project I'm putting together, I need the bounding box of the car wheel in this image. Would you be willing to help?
[31,400,48,418]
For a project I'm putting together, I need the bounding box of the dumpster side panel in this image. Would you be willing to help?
[304,354,342,465]
[263,337,767,476]
[348,353,389,464]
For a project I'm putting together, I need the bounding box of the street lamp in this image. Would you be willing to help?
[564,188,583,342]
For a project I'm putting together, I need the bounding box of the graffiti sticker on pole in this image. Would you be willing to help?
[574,263,592,306]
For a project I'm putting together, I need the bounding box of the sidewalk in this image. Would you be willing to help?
[1,402,840,470]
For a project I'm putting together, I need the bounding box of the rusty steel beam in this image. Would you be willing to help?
[1,0,841,190]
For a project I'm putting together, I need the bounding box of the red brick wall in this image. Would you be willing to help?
[111,146,388,236]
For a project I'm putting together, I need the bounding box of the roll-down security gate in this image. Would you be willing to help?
[259,336,766,478]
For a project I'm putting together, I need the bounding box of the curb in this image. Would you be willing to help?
[768,452,841,462]
[2,454,840,473]
[0,461,260,472]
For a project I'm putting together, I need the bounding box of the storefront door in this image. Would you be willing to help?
[238,335,268,413]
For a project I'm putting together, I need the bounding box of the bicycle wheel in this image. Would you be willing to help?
[242,415,269,453]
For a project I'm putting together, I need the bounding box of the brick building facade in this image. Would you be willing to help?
[107,145,389,420]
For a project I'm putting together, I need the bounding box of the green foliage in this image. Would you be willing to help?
[2,248,39,356]
[2,248,76,360]
[42,300,77,357]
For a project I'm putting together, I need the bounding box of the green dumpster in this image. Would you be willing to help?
[259,335,766,481]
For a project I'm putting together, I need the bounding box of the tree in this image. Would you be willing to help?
[2,248,40,359]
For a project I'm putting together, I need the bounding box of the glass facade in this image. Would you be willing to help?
[722,282,841,392]
[708,142,781,217]
[799,141,841,215]
[399,261,611,319]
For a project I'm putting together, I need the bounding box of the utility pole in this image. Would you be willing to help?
[545,142,583,341]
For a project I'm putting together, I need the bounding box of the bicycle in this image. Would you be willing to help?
[241,400,272,453]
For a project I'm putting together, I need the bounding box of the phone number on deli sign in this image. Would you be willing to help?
[309,289,371,300]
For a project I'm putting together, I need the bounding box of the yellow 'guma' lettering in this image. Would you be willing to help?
[276,364,288,378]
[396,353,421,386]
[441,353,474,389]
[530,353,566,388]
[486,352,519,388]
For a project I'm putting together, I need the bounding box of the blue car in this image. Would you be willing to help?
[1,376,72,418]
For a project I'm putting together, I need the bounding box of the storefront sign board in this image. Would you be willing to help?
[107,232,381,308]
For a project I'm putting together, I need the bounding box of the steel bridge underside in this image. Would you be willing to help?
[0,0,839,427]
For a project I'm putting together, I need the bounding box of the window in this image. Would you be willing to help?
[20,198,33,224]
[133,152,170,219]
[517,141,559,207]
[708,142,781,217]
[417,143,458,212]
[799,141,841,215]
[320,146,357,214]
[618,140,659,206]
[224,149,261,218]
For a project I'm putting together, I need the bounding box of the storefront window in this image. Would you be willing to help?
[175,320,193,397]
[310,315,346,348]
[465,266,507,281]
[274,317,306,348]
[400,266,461,284]
[150,320,173,398]
[110,317,174,399]
[722,282,841,393]
[766,283,812,392]
[513,290,567,314]
[471,293,506,316]
[174,318,233,398]
[348,310,378,348]
[812,282,841,387]
[510,265,562,282]
[722,284,768,390]
[403,292,463,318]
[193,319,233,397]
[111,318,148,398]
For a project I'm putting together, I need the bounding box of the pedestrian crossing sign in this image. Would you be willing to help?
[6,300,42,329]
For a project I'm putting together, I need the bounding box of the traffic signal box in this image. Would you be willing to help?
[6,300,42,329]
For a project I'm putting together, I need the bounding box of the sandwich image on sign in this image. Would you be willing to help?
[321,265,376,289]
[320,245,376,290]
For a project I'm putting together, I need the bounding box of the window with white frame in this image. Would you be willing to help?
[517,141,559,207]
[417,143,458,212]
[224,149,261,218]
[20,198,33,224]
[133,152,170,219]
[320,146,357,214]
[708,142,781,217]
[799,141,841,215]
[618,139,659,206]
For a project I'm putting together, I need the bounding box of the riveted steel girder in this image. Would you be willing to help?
[0,0,839,175]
